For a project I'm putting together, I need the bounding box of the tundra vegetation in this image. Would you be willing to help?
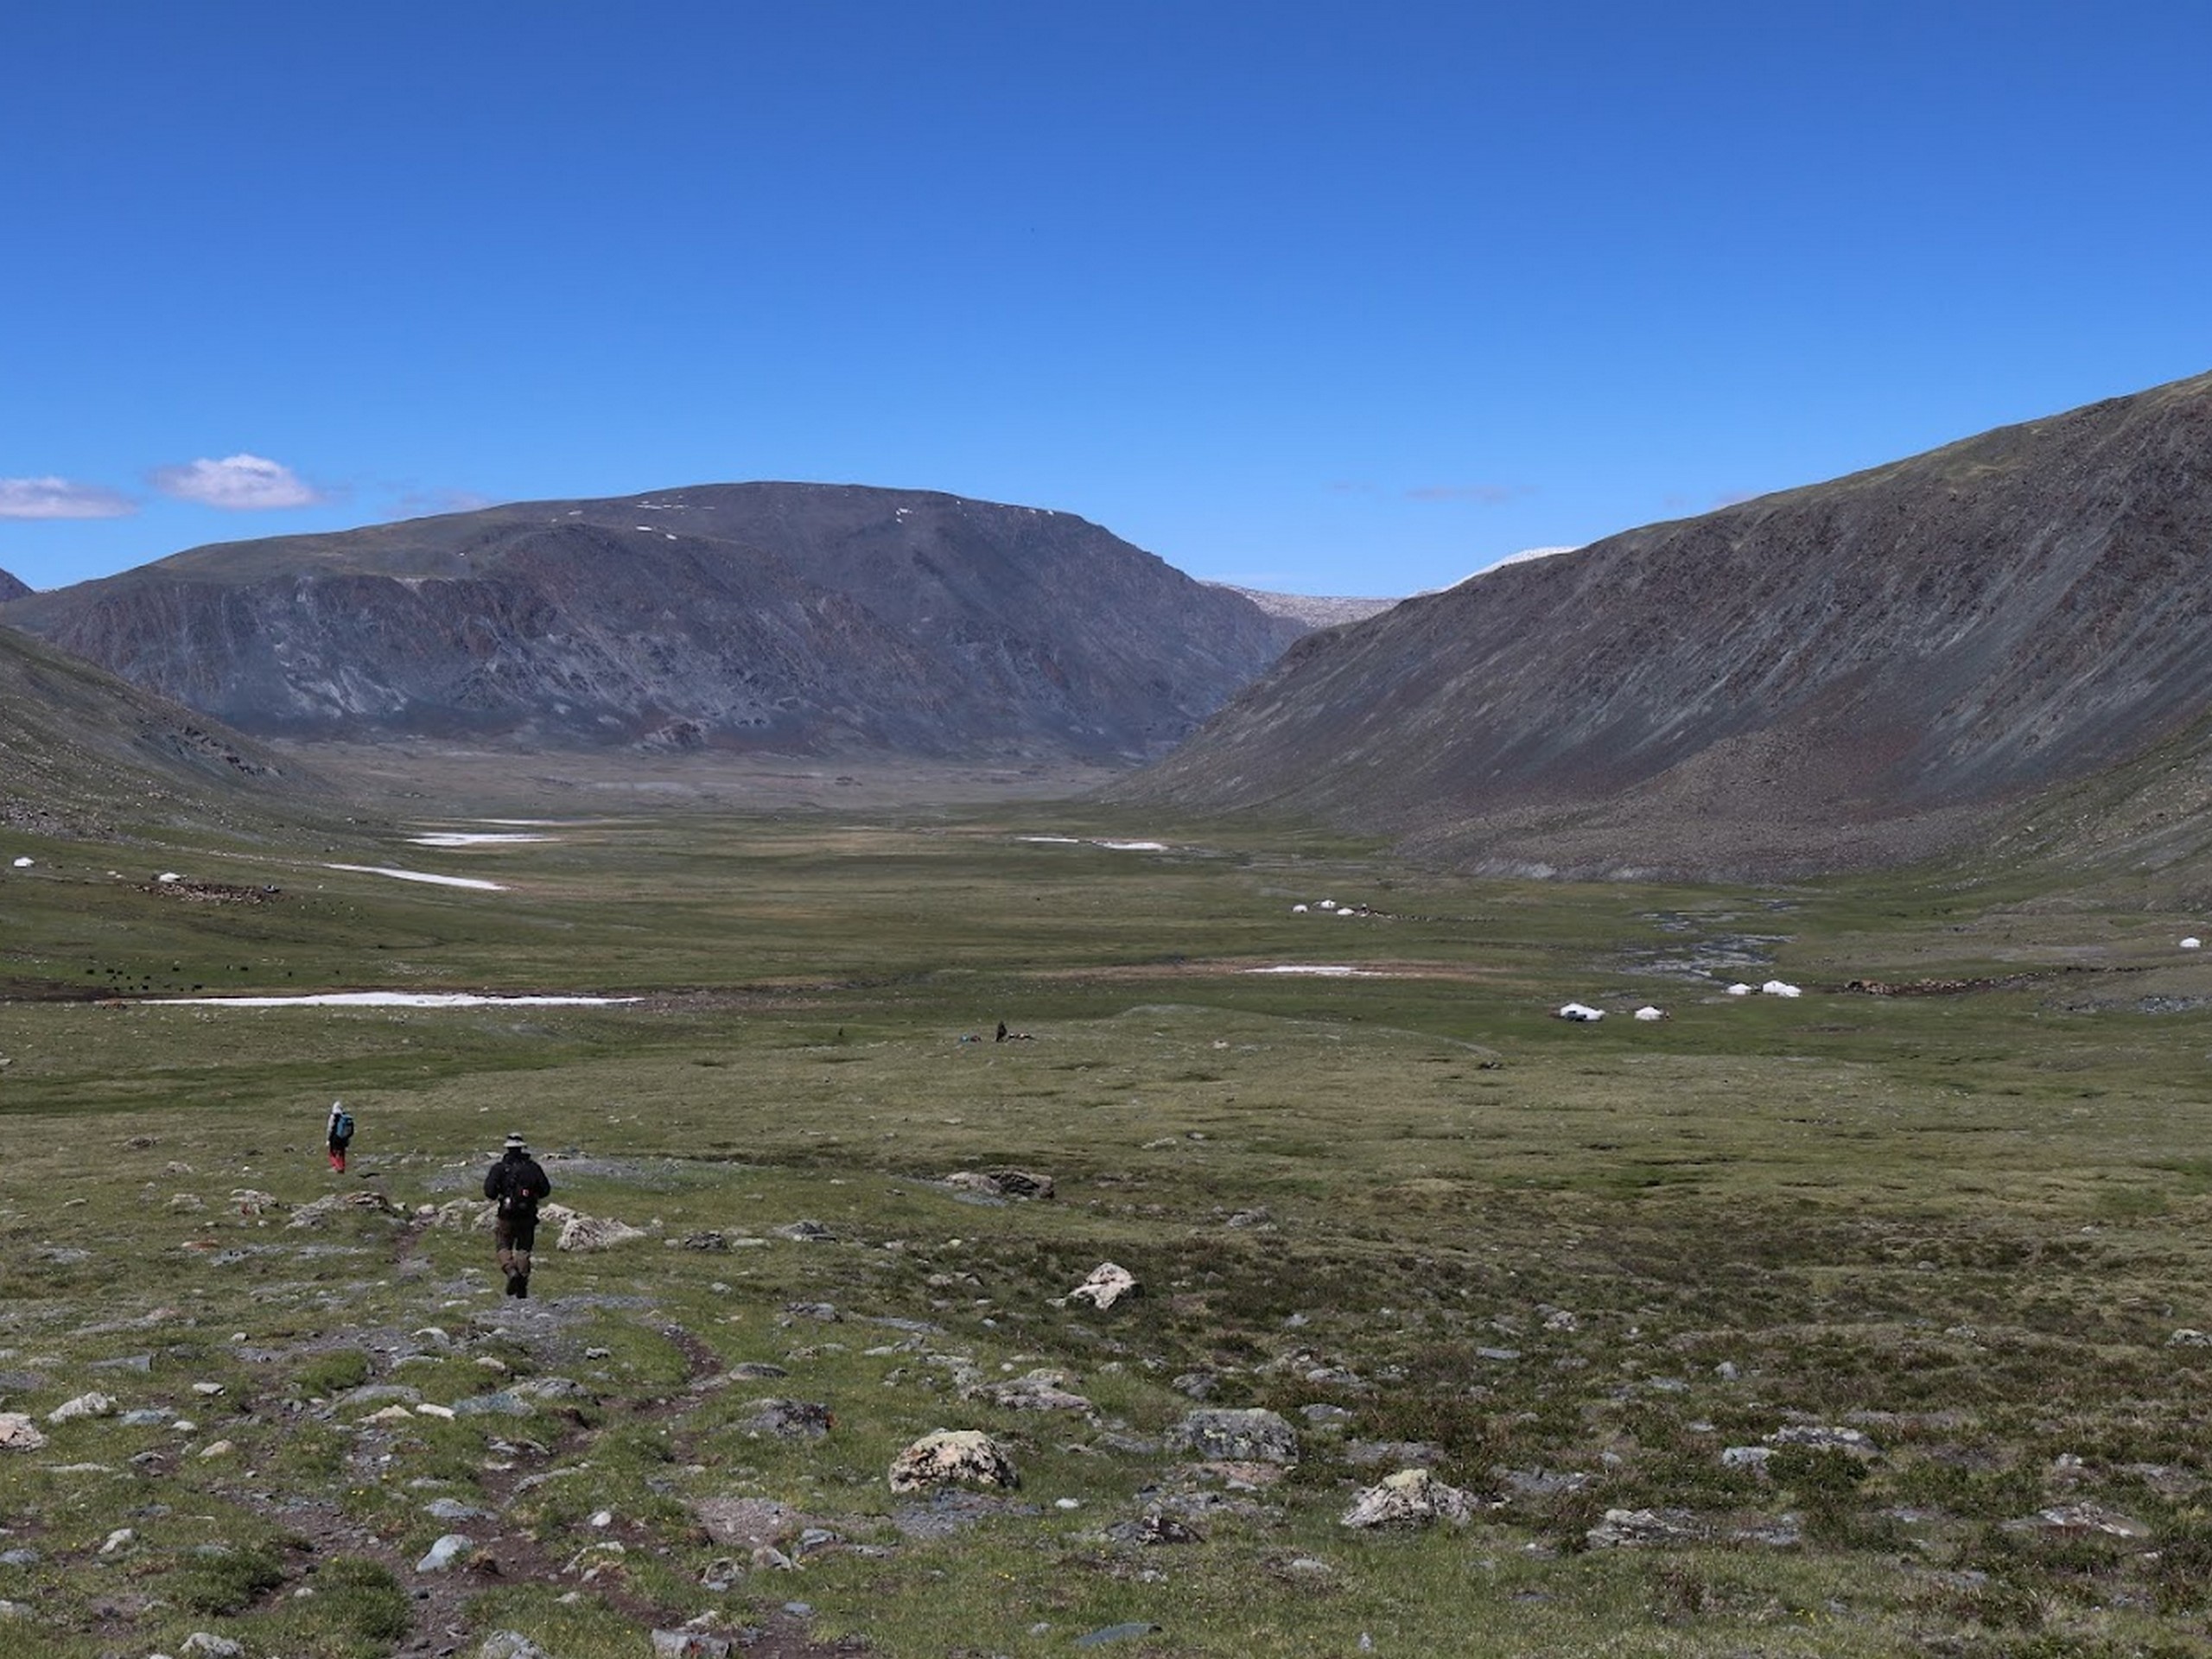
[4,796,2212,1657]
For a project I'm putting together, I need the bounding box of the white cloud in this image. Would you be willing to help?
[0,475,137,519]
[150,453,322,510]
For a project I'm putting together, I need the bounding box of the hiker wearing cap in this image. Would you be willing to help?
[482,1133,553,1298]
[326,1101,354,1173]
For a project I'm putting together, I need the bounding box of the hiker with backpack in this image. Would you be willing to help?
[483,1132,553,1298]
[326,1101,354,1173]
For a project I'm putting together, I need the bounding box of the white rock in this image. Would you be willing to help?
[47,1391,118,1424]
[2183,938,2202,950]
[1341,1467,1478,1529]
[0,1414,48,1452]
[558,1213,649,1252]
[1632,1006,1666,1021]
[1066,1262,1138,1310]
[417,1533,474,1571]
[887,1428,1019,1492]
[1724,982,1753,995]
[1760,980,1802,998]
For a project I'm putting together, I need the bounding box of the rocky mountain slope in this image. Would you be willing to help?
[1211,585,1398,629]
[0,567,29,602]
[1116,368,2212,878]
[0,620,321,841]
[3,486,1308,762]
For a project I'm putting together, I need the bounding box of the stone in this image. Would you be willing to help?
[944,1167,1055,1200]
[287,1190,405,1228]
[558,1214,648,1252]
[0,1414,48,1452]
[887,1428,1020,1492]
[1067,1262,1138,1310]
[181,1635,246,1657]
[2005,1503,2151,1539]
[1345,1439,1443,1468]
[693,1497,805,1551]
[774,1219,834,1242]
[1721,1446,1773,1471]
[417,1533,474,1572]
[975,1369,1093,1413]
[46,1391,118,1424]
[737,1398,836,1439]
[452,1391,533,1417]
[338,1383,423,1409]
[1167,1407,1300,1465]
[1586,1507,1701,1548]
[478,1635,557,1659]
[512,1376,594,1402]
[1342,1468,1479,1529]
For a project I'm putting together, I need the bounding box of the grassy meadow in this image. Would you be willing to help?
[5,794,2212,1656]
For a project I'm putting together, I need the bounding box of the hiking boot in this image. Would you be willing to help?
[505,1273,524,1297]
[514,1276,529,1300]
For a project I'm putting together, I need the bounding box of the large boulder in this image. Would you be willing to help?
[1341,1468,1478,1529]
[1167,1408,1300,1465]
[557,1213,647,1252]
[887,1428,1020,1493]
[1065,1262,1138,1310]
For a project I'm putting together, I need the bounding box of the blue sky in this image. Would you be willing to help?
[3,3,2208,598]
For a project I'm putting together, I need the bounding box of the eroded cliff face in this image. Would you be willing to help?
[3,485,1307,761]
[1116,369,2212,878]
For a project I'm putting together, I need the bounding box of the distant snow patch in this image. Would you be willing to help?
[407,833,552,848]
[1245,964,1384,978]
[1016,836,1171,853]
[325,864,505,891]
[149,992,639,1008]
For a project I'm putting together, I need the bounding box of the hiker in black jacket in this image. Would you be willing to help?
[484,1133,552,1298]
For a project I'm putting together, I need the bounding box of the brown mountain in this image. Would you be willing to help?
[1115,368,2212,879]
[2,485,1306,762]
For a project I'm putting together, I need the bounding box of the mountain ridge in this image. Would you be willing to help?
[1114,367,2212,878]
[4,484,1310,763]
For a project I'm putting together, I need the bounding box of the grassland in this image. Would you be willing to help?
[6,793,2212,1657]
